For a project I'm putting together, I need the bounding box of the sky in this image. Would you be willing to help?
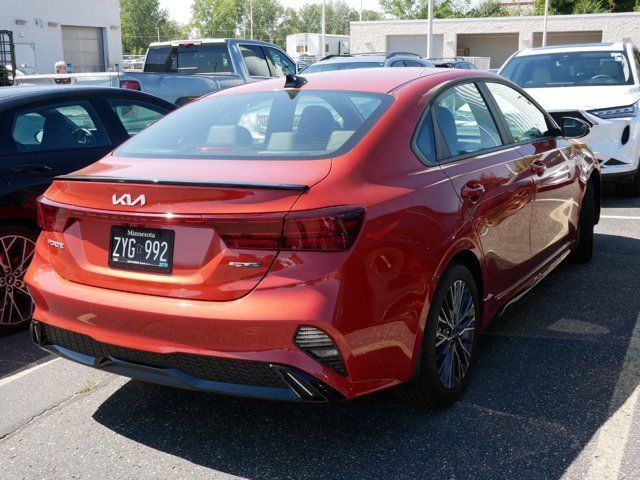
[159,0,385,25]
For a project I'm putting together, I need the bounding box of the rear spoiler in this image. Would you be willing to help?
[55,175,309,192]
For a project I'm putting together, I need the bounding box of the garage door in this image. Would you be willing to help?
[533,31,603,48]
[61,26,105,73]
[386,34,444,58]
[457,33,519,69]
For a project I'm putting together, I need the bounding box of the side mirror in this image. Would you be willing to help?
[561,117,590,139]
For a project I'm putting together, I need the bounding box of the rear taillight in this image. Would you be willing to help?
[283,206,365,251]
[37,197,365,252]
[210,206,365,251]
[120,80,141,91]
[207,216,284,250]
[37,197,71,232]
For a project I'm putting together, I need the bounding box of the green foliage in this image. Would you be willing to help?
[120,0,180,54]
[378,0,511,19]
[533,0,636,14]
[191,0,243,37]
[573,0,608,14]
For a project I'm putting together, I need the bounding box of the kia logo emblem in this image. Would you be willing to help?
[112,194,146,206]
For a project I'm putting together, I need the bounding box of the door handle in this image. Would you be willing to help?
[10,164,53,174]
[531,161,546,176]
[461,182,485,201]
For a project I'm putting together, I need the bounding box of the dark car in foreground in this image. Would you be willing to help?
[0,86,174,330]
[28,69,600,407]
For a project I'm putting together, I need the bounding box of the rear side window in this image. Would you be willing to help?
[144,45,233,74]
[265,47,295,77]
[106,99,168,136]
[240,45,271,77]
[115,90,393,160]
[11,102,110,152]
[433,83,502,159]
[485,82,550,143]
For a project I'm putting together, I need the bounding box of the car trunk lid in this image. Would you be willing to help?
[41,156,331,301]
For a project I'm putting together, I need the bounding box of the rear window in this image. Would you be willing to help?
[502,50,634,88]
[303,62,385,73]
[116,90,393,160]
[144,44,233,74]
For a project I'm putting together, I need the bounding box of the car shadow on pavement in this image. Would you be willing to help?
[93,232,640,479]
[0,329,51,379]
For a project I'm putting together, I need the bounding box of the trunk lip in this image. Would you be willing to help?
[55,175,310,192]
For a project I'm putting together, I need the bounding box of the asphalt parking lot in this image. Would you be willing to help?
[1,189,639,480]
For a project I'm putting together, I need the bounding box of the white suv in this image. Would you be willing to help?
[500,42,640,195]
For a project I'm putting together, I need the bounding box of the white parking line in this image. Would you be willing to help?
[600,215,640,220]
[562,311,640,479]
[0,358,60,388]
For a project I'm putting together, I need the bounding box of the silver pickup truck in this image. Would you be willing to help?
[14,38,297,105]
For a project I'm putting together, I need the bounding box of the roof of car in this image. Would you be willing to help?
[0,86,175,110]
[312,56,387,64]
[516,42,627,56]
[211,67,470,96]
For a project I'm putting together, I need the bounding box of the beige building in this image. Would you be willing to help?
[0,0,122,73]
[350,12,640,69]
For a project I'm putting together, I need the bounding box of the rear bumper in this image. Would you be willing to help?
[32,321,343,402]
[25,239,411,400]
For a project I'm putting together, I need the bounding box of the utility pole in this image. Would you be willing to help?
[426,0,433,58]
[359,0,362,22]
[321,0,326,59]
[542,0,550,47]
[250,0,254,39]
[156,25,160,42]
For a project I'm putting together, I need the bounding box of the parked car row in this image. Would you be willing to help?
[12,57,601,407]
[15,39,297,106]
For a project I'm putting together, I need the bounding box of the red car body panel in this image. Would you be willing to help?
[26,68,600,401]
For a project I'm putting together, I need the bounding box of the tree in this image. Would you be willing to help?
[191,0,244,38]
[120,0,182,54]
[379,0,473,20]
[467,0,511,17]
[572,0,608,14]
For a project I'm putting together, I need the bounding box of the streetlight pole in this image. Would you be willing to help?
[542,0,550,47]
[426,0,433,59]
[321,0,326,59]
[359,0,362,22]
[156,25,160,42]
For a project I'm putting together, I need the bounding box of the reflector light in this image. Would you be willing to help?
[295,326,346,375]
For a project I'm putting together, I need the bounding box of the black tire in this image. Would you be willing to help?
[0,225,38,332]
[631,167,640,197]
[570,180,595,264]
[398,263,480,408]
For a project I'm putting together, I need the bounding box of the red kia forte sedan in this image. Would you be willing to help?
[26,68,600,407]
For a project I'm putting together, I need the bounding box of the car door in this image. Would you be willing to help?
[430,81,538,299]
[483,81,578,266]
[0,99,113,207]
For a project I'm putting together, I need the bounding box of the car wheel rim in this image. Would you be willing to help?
[435,279,475,390]
[0,235,35,326]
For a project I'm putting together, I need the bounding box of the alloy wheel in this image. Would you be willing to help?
[0,235,36,326]
[435,279,476,390]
